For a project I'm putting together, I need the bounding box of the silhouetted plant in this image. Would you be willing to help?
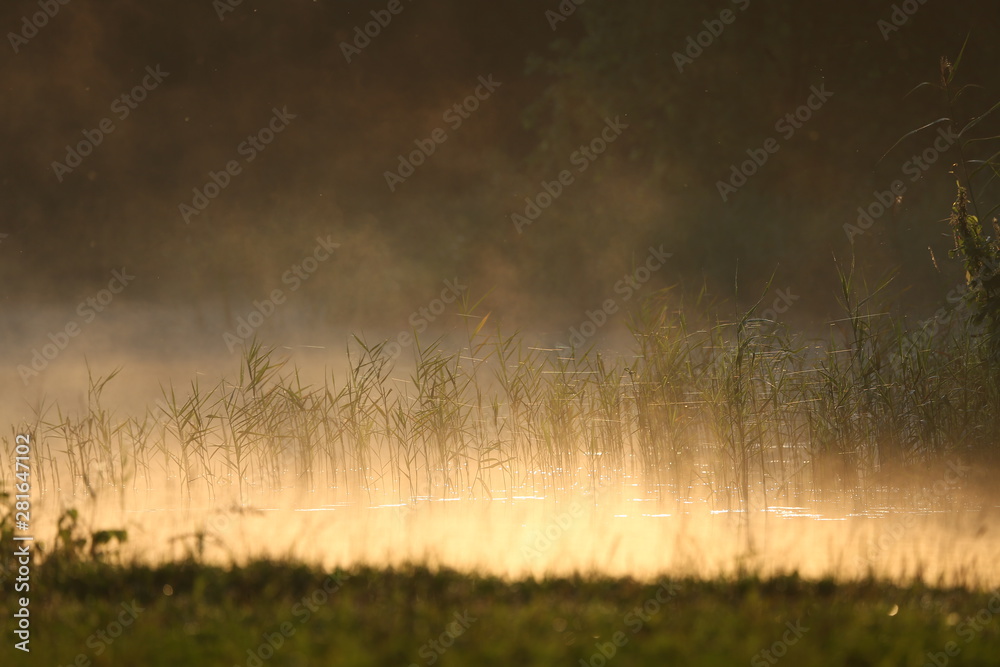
[948,183,1000,342]
[49,508,128,564]
[897,43,1000,352]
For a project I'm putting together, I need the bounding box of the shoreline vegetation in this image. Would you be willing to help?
[2,558,999,665]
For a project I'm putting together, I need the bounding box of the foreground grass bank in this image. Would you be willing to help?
[2,560,999,666]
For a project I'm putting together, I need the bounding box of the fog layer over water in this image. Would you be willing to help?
[6,314,999,589]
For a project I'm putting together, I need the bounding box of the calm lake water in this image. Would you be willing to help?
[24,475,999,588]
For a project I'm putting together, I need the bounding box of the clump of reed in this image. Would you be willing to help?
[4,267,998,515]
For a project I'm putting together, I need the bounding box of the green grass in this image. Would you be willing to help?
[2,560,999,666]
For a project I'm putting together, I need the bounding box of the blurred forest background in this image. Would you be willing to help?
[3,0,1000,337]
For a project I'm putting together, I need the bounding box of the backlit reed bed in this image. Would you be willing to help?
[5,272,998,512]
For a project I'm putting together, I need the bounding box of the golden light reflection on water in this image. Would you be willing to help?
[30,483,1000,589]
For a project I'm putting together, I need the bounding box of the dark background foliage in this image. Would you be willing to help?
[3,0,999,333]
